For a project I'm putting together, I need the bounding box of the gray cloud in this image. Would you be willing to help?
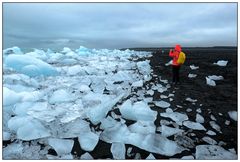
[3,3,237,50]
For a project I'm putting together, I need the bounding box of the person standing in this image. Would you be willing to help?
[169,44,182,85]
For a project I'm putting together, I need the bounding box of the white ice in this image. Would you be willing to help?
[183,121,206,131]
[160,112,188,125]
[185,97,197,103]
[196,145,237,160]
[48,138,74,155]
[3,87,22,106]
[213,60,228,67]
[208,75,224,81]
[80,152,94,160]
[228,111,237,121]
[190,65,199,70]
[160,125,184,137]
[132,80,143,87]
[188,74,197,78]
[154,100,170,108]
[128,121,156,134]
[119,99,157,122]
[206,77,216,86]
[196,113,205,123]
[78,131,99,151]
[111,142,126,159]
[146,153,156,160]
[202,136,217,145]
[49,89,76,104]
[209,121,222,133]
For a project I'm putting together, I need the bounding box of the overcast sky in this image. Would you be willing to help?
[3,3,237,50]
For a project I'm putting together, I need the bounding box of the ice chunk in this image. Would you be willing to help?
[100,116,119,130]
[174,134,195,148]
[161,125,184,137]
[206,77,216,86]
[210,114,217,121]
[120,99,157,122]
[3,46,23,55]
[206,130,216,136]
[5,54,58,76]
[128,121,156,134]
[208,75,224,81]
[225,120,230,125]
[209,121,222,133]
[190,65,199,70]
[17,119,51,140]
[3,131,11,141]
[80,152,94,160]
[3,87,22,106]
[183,121,206,131]
[146,153,156,160]
[127,147,133,157]
[78,132,99,151]
[165,60,172,66]
[186,97,197,103]
[3,143,23,159]
[49,89,76,104]
[86,93,124,125]
[132,80,143,87]
[134,153,141,159]
[111,142,126,159]
[154,100,170,108]
[188,73,197,78]
[137,60,151,75]
[228,111,237,121]
[78,85,91,93]
[160,112,188,125]
[67,65,86,76]
[48,138,74,155]
[8,116,33,132]
[101,122,186,156]
[202,136,217,145]
[181,155,194,160]
[214,60,228,67]
[196,145,237,160]
[196,113,205,123]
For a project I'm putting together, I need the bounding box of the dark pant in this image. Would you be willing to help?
[172,65,180,83]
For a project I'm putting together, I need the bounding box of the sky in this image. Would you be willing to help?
[3,3,237,50]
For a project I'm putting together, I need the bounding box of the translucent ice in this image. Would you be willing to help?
[228,111,237,121]
[128,121,156,134]
[111,142,126,159]
[154,100,170,108]
[48,138,74,155]
[146,153,156,160]
[120,99,157,122]
[196,145,237,160]
[183,121,206,131]
[78,131,99,151]
[196,113,205,123]
[160,125,184,137]
[80,152,94,160]
[206,77,216,86]
[5,54,58,77]
[49,89,76,104]
[160,112,188,125]
[214,60,228,67]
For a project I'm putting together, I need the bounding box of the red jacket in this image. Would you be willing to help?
[169,50,180,66]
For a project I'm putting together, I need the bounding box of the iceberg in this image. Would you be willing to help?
[5,54,58,77]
